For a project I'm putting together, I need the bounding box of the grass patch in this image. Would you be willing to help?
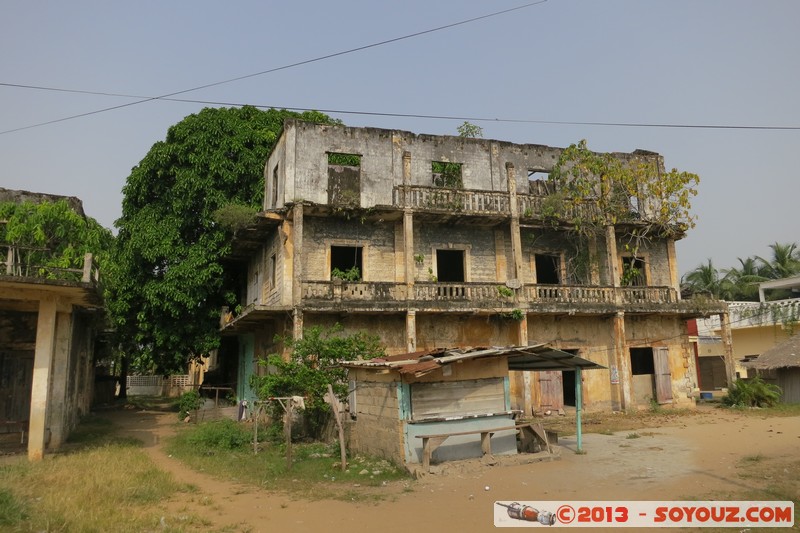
[0,441,198,532]
[167,420,409,501]
[65,414,140,447]
[625,432,641,439]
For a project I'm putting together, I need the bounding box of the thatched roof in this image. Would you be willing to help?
[745,334,800,370]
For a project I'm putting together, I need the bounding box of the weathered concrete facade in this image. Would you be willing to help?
[223,120,724,415]
[0,264,102,459]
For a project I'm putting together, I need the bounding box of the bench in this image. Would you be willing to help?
[2,421,27,445]
[415,422,552,471]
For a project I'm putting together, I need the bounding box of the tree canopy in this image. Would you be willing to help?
[682,242,800,301]
[549,140,700,238]
[109,106,337,373]
[0,199,113,278]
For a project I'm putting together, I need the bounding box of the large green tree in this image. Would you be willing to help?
[110,106,336,373]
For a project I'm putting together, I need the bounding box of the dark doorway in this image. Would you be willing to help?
[562,370,576,406]
[331,246,363,280]
[534,254,561,284]
[621,256,646,286]
[436,249,465,282]
[630,347,655,375]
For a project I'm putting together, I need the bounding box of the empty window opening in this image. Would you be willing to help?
[331,245,363,281]
[436,249,465,282]
[271,164,279,207]
[328,152,361,167]
[630,347,655,375]
[432,161,463,188]
[621,256,646,286]
[535,254,561,284]
[269,253,276,289]
[328,153,361,207]
[527,170,551,195]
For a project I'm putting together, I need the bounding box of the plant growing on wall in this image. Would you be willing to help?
[548,140,699,246]
[331,266,361,282]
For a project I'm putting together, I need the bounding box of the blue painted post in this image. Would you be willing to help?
[576,366,583,453]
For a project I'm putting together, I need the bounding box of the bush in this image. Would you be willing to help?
[185,420,252,451]
[177,390,203,419]
[722,377,782,408]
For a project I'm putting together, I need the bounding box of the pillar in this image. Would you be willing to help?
[611,311,632,411]
[29,297,57,460]
[291,204,304,340]
[719,312,736,386]
[505,163,525,284]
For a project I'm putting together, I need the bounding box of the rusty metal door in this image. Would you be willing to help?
[653,347,673,404]
[537,371,564,411]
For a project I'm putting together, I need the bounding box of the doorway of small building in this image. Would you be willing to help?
[436,249,465,282]
[630,347,673,406]
[330,245,363,280]
[560,348,580,407]
[534,254,561,284]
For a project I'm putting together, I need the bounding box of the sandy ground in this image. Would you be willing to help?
[97,405,800,533]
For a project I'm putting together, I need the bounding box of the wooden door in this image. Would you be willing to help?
[537,371,564,411]
[653,347,673,404]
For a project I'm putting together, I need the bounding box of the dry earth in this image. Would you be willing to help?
[98,405,799,532]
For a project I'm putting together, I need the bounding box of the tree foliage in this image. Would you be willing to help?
[251,325,385,437]
[456,121,483,138]
[0,199,113,278]
[549,140,699,237]
[682,242,800,301]
[109,106,337,373]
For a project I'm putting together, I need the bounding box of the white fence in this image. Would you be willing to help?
[126,375,193,397]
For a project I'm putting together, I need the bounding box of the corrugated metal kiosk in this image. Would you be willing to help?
[342,343,604,469]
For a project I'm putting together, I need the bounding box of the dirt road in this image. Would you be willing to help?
[108,406,799,532]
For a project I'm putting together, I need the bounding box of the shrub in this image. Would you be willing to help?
[177,390,203,419]
[722,377,782,408]
[185,419,252,451]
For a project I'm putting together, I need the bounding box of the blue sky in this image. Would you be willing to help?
[1,0,798,275]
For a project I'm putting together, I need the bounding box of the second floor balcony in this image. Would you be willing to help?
[298,280,715,315]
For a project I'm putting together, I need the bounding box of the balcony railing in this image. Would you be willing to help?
[299,280,682,309]
[392,185,602,221]
[393,186,510,214]
[1,245,99,284]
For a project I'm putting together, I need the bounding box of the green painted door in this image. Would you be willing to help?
[237,333,255,402]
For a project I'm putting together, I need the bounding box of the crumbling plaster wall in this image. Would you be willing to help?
[415,315,517,353]
[302,217,396,282]
[414,223,500,282]
[303,314,408,356]
[274,121,585,207]
[346,370,403,464]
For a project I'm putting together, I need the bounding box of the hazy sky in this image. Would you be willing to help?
[1,1,798,276]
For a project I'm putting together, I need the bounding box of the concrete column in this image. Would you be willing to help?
[81,252,93,283]
[611,311,632,411]
[403,210,414,288]
[588,237,600,285]
[402,151,411,207]
[292,203,304,340]
[506,163,525,284]
[666,239,680,298]
[719,312,736,386]
[405,311,417,352]
[604,225,620,288]
[29,297,57,460]
[46,311,73,449]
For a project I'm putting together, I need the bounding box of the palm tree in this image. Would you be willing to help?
[755,242,800,280]
[682,259,728,299]
[722,257,766,301]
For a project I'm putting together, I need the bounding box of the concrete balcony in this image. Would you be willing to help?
[391,185,601,222]
[298,280,711,315]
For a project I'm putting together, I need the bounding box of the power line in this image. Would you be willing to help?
[4,83,800,133]
[0,1,547,136]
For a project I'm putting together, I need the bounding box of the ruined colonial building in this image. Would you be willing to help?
[221,120,726,416]
[0,190,103,460]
